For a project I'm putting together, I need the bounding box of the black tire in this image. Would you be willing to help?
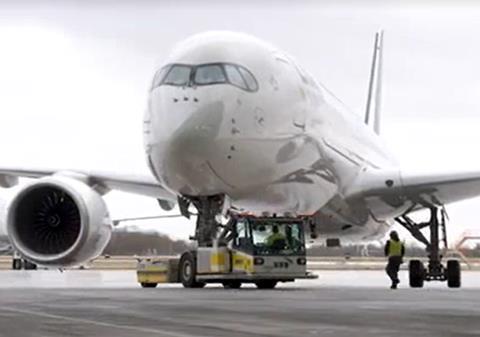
[23,260,37,270]
[409,260,425,288]
[446,260,461,288]
[179,251,206,288]
[12,259,22,270]
[222,281,242,289]
[255,280,278,289]
[140,282,158,288]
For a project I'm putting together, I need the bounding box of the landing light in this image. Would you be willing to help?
[297,258,307,265]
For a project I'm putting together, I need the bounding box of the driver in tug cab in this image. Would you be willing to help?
[265,225,286,249]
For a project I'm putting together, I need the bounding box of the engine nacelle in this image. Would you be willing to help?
[6,176,112,267]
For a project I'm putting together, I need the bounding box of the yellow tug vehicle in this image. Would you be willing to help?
[137,217,317,289]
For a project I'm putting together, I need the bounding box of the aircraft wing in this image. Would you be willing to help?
[399,170,480,207]
[351,169,480,212]
[0,166,176,201]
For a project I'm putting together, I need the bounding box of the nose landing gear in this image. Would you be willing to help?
[395,206,461,288]
[191,195,224,247]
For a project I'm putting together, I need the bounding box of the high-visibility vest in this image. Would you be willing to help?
[266,232,285,246]
[388,239,403,257]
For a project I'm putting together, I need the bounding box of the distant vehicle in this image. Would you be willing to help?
[0,31,473,288]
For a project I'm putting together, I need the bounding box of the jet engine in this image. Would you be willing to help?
[6,176,112,267]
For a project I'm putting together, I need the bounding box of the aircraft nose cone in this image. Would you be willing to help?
[161,101,227,195]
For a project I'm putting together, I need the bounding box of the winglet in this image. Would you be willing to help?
[364,30,383,135]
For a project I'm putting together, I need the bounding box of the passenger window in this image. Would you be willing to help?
[162,65,191,86]
[194,65,227,85]
[238,67,258,91]
[224,65,247,90]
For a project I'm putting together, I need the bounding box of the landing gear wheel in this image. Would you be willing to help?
[446,260,461,288]
[140,282,158,288]
[255,280,278,289]
[12,259,22,270]
[409,260,425,288]
[179,251,206,288]
[23,260,37,270]
[222,281,242,289]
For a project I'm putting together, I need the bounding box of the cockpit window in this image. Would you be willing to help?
[237,66,258,91]
[194,64,227,85]
[224,64,248,90]
[151,65,170,89]
[163,65,191,86]
[153,63,258,92]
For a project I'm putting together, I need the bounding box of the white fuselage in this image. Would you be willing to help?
[144,32,400,241]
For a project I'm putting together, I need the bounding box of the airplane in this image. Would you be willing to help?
[0,30,477,288]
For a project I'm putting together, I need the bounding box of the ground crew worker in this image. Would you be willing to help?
[266,225,286,249]
[384,230,405,289]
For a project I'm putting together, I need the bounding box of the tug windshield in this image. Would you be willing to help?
[232,219,305,256]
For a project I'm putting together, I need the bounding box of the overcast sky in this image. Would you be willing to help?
[2,1,480,243]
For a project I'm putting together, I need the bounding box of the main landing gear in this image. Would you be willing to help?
[395,207,461,288]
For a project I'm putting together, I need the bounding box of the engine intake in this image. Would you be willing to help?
[7,176,112,267]
[15,186,81,255]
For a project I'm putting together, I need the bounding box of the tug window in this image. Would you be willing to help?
[234,220,251,248]
[162,65,191,86]
[194,64,227,85]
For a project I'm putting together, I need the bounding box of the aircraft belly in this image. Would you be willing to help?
[312,196,391,242]
[225,132,339,215]
[231,173,337,216]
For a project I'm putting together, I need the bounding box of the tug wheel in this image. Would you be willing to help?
[179,251,206,288]
[255,280,278,289]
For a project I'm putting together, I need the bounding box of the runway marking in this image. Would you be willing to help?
[0,307,204,337]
